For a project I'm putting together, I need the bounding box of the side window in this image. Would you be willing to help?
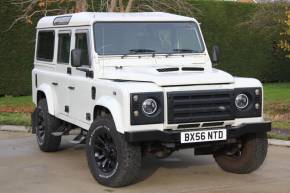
[57,33,71,64]
[37,31,55,62]
[75,33,89,66]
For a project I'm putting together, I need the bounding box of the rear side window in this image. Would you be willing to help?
[37,31,55,61]
[57,33,71,64]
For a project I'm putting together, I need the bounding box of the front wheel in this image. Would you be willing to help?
[213,132,268,174]
[86,115,141,187]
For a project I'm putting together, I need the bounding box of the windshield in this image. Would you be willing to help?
[93,22,205,56]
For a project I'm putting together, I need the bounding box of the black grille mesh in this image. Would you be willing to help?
[167,90,235,124]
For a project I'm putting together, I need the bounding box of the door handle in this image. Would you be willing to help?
[68,86,75,90]
[52,82,58,86]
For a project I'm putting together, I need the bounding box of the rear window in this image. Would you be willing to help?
[37,31,55,61]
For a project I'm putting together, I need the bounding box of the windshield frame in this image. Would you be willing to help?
[93,21,206,57]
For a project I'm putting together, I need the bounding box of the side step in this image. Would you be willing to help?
[70,130,86,144]
[51,124,72,137]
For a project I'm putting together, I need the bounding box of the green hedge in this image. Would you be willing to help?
[193,1,290,82]
[0,0,35,96]
[0,0,289,96]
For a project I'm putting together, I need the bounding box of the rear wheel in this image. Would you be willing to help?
[35,99,62,152]
[213,132,268,174]
[86,115,141,187]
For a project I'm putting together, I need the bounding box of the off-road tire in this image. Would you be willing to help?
[86,115,141,187]
[213,132,268,174]
[35,99,62,152]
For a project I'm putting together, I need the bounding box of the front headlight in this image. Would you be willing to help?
[130,92,164,125]
[234,87,262,118]
[142,98,158,115]
[235,94,249,109]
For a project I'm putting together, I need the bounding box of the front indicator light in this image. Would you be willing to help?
[255,89,260,96]
[133,95,139,102]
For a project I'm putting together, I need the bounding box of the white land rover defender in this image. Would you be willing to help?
[31,12,271,187]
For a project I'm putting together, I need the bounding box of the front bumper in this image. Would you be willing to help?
[125,121,271,143]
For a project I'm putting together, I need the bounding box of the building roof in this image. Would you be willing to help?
[36,12,197,29]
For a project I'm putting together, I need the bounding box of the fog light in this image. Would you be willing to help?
[235,94,249,109]
[133,110,139,117]
[255,103,260,110]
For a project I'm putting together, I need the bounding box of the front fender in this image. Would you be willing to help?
[37,84,55,115]
[95,96,125,134]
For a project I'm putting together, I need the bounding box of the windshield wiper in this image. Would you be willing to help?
[173,48,199,53]
[130,49,155,53]
[121,49,155,58]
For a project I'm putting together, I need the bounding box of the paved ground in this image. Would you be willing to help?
[1,131,290,193]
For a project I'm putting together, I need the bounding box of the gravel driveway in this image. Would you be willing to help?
[0,131,290,193]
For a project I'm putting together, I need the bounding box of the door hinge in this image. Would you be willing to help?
[86,113,91,121]
[35,74,38,88]
[91,87,96,100]
[65,106,69,113]
[67,67,71,75]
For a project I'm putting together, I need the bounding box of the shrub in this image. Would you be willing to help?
[192,1,290,82]
[0,0,289,96]
[0,0,35,96]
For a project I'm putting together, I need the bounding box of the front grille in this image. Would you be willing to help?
[167,90,235,124]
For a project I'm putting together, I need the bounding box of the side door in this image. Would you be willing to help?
[68,29,94,124]
[54,30,72,116]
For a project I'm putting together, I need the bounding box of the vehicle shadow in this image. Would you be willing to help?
[137,149,215,183]
[57,135,215,185]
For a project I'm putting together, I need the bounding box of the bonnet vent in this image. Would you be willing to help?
[157,67,204,72]
[157,68,179,72]
[182,67,204,71]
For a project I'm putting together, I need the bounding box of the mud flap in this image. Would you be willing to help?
[31,108,39,134]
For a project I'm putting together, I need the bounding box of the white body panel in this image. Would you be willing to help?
[32,12,265,134]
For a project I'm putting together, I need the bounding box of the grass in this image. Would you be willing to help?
[272,121,290,130]
[267,132,290,141]
[263,83,290,139]
[263,83,290,103]
[0,96,33,126]
[0,112,31,126]
[0,83,289,140]
[0,96,32,107]
[263,83,290,140]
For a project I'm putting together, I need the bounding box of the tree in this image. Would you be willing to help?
[5,0,87,31]
[101,0,200,16]
[277,7,290,58]
[6,0,200,31]
[105,0,134,12]
[239,2,290,58]
[239,2,288,38]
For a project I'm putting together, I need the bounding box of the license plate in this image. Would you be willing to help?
[181,129,227,144]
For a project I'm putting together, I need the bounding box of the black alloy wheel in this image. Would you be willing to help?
[93,128,117,173]
[34,99,62,152]
[36,106,45,145]
[86,115,141,187]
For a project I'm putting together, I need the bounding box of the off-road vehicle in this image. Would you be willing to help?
[32,12,271,187]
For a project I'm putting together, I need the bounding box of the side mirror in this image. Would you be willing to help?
[71,49,82,67]
[212,45,220,66]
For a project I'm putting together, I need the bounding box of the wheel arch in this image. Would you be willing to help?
[93,96,125,133]
[36,84,55,115]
